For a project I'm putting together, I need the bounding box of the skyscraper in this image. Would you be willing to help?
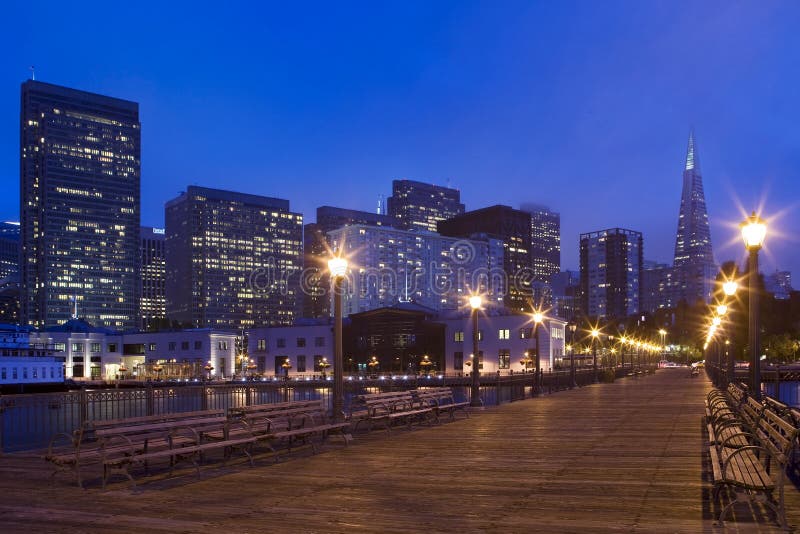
[520,203,561,282]
[20,81,140,329]
[165,186,303,330]
[438,205,532,312]
[580,228,643,319]
[387,179,464,232]
[672,131,716,305]
[140,226,166,329]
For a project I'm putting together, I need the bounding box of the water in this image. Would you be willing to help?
[762,381,800,408]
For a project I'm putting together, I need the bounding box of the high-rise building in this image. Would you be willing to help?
[580,228,643,319]
[165,186,303,330]
[303,206,395,319]
[140,226,166,329]
[520,203,560,282]
[438,205,531,312]
[640,262,678,313]
[0,222,20,282]
[672,131,716,305]
[550,269,580,321]
[765,270,793,300]
[387,179,464,232]
[20,80,140,329]
[327,224,505,315]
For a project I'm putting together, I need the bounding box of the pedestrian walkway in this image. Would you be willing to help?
[0,368,797,533]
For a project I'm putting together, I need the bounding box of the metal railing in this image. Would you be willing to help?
[0,366,640,453]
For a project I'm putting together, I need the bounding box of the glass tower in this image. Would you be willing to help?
[387,179,464,232]
[20,81,140,329]
[580,228,643,319]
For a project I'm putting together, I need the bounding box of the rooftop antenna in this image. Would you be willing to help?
[29,65,35,81]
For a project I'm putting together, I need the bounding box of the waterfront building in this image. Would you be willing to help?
[140,226,166,330]
[441,310,566,374]
[327,224,505,316]
[28,322,238,380]
[165,186,303,330]
[20,80,141,330]
[248,319,334,377]
[387,179,464,232]
[672,131,716,305]
[520,204,561,282]
[0,323,63,386]
[438,205,532,312]
[580,228,643,319]
[303,206,395,319]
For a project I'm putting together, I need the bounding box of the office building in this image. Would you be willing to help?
[20,80,140,329]
[303,206,395,318]
[327,224,505,315]
[387,179,464,232]
[520,204,561,282]
[580,228,643,319]
[165,186,303,330]
[0,222,20,281]
[140,226,166,329]
[438,205,532,312]
[641,262,678,313]
[765,271,793,300]
[672,131,716,305]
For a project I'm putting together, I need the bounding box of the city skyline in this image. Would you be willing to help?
[2,1,799,277]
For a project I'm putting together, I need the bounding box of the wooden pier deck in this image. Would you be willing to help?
[0,368,797,533]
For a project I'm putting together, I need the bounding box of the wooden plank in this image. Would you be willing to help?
[1,369,797,532]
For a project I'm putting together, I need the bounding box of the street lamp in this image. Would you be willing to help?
[568,323,577,388]
[591,328,600,383]
[532,311,544,396]
[740,212,767,400]
[328,255,349,421]
[469,294,483,407]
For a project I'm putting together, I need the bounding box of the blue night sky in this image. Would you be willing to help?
[2,1,799,276]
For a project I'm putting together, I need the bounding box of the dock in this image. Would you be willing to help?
[0,368,797,533]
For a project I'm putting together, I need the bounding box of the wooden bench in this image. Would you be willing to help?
[44,409,225,488]
[97,416,256,488]
[350,391,433,433]
[413,387,470,422]
[709,406,800,529]
[231,400,352,458]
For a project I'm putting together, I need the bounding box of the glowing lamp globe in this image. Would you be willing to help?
[328,256,348,278]
[740,212,767,251]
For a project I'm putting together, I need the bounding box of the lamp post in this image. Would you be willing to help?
[469,295,483,407]
[591,328,600,383]
[741,212,767,400]
[532,311,544,396]
[723,280,738,384]
[328,255,348,422]
[568,323,577,388]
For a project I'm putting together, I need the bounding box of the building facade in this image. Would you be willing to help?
[672,131,716,305]
[765,270,793,300]
[387,179,464,232]
[140,226,166,329]
[580,228,643,319]
[640,262,678,313]
[303,206,395,319]
[20,80,141,329]
[165,186,303,330]
[521,204,561,282]
[28,322,238,380]
[327,224,505,315]
[442,312,566,375]
[438,205,532,312]
[248,320,334,377]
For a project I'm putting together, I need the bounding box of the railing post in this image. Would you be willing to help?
[146,382,155,416]
[80,388,89,425]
